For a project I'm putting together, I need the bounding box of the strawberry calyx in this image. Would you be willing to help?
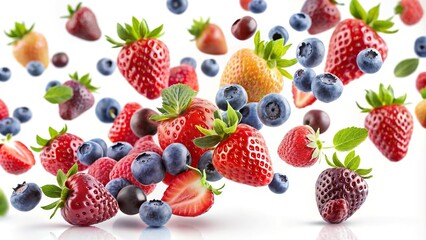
[356,83,407,112]
[394,2,404,15]
[62,2,82,19]
[186,165,224,195]
[349,0,397,34]
[106,17,164,48]
[150,84,197,121]
[40,163,78,219]
[69,72,98,92]
[306,126,323,160]
[188,17,210,40]
[5,22,35,45]
[325,151,373,179]
[30,125,68,152]
[253,31,297,80]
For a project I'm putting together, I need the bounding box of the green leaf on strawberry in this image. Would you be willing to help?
[5,22,35,45]
[394,58,420,77]
[325,151,372,179]
[62,2,82,19]
[188,17,210,40]
[31,125,68,152]
[349,0,397,34]
[333,127,368,151]
[357,84,407,112]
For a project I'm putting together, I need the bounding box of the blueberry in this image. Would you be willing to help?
[201,59,219,77]
[117,185,147,215]
[293,68,316,92]
[77,141,104,165]
[198,150,223,182]
[162,143,191,176]
[0,117,21,136]
[45,80,61,91]
[26,61,44,77]
[130,108,159,137]
[95,97,121,123]
[268,173,289,194]
[51,52,69,68]
[105,178,131,198]
[303,109,330,134]
[249,0,267,14]
[256,93,291,127]
[289,12,312,31]
[296,38,325,68]
[268,26,289,45]
[239,103,263,130]
[166,0,188,14]
[131,152,165,185]
[311,73,343,103]
[10,182,42,212]
[139,200,172,227]
[216,84,248,111]
[356,48,383,74]
[180,57,197,68]
[0,67,11,82]
[415,36,426,57]
[12,107,32,123]
[107,142,133,161]
[97,58,116,76]
[90,138,108,156]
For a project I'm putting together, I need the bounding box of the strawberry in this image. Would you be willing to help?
[128,135,163,156]
[168,64,199,92]
[357,84,413,162]
[301,0,342,35]
[108,102,142,146]
[415,72,426,92]
[291,82,317,108]
[161,167,223,216]
[0,99,9,120]
[415,99,426,129]
[188,18,227,55]
[0,134,35,174]
[220,31,297,102]
[316,152,371,223]
[194,104,273,187]
[31,125,88,175]
[395,0,424,26]
[5,22,49,68]
[87,157,117,185]
[240,0,252,11]
[109,153,156,195]
[41,164,118,226]
[63,3,101,41]
[151,84,217,168]
[106,17,170,100]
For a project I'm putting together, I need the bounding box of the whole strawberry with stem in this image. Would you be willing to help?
[41,164,118,226]
[63,2,101,41]
[316,151,371,223]
[301,0,343,35]
[188,17,227,55]
[106,17,170,100]
[395,0,424,26]
[108,102,142,146]
[31,125,88,175]
[194,103,273,187]
[357,84,413,162]
[0,134,35,175]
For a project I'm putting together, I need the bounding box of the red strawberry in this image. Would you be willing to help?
[151,84,217,168]
[395,0,424,26]
[357,84,413,161]
[188,18,227,55]
[87,157,117,185]
[161,167,223,217]
[64,3,101,41]
[41,164,118,226]
[320,198,349,224]
[0,99,9,120]
[194,105,273,187]
[168,64,199,92]
[31,125,88,175]
[0,134,35,174]
[291,82,317,108]
[240,0,252,11]
[277,125,321,167]
[415,72,426,92]
[128,135,163,156]
[109,153,156,195]
[108,102,142,146]
[301,0,342,35]
[107,17,170,100]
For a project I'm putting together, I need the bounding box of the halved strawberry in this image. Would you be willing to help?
[292,82,316,108]
[0,134,35,174]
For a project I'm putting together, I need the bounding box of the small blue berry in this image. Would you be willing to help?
[166,0,188,14]
[97,58,116,76]
[95,98,121,123]
[77,141,104,165]
[198,150,223,182]
[311,73,343,103]
[268,26,289,45]
[415,36,426,57]
[268,173,289,194]
[131,152,165,185]
[45,80,61,91]
[12,107,32,123]
[256,93,291,127]
[26,61,44,77]
[293,68,316,92]
[249,0,267,14]
[0,67,11,82]
[289,12,312,31]
[105,178,131,199]
[162,143,191,176]
[239,103,263,130]
[10,182,42,212]
[216,84,248,111]
[180,57,197,68]
[139,200,172,227]
[107,142,133,161]
[356,48,383,74]
[0,117,21,136]
[90,138,108,156]
[201,59,219,77]
[296,38,325,68]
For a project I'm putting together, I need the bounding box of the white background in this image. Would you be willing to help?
[0,0,425,239]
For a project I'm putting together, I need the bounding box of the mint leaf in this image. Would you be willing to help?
[44,85,73,104]
[394,58,419,77]
[333,127,368,151]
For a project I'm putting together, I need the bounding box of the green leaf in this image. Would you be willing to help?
[60,187,70,201]
[48,127,58,139]
[277,59,298,68]
[421,88,426,99]
[325,155,337,168]
[56,170,66,187]
[346,155,361,171]
[344,151,356,166]
[193,135,222,148]
[213,119,226,135]
[394,58,419,77]
[355,168,373,176]
[196,125,216,136]
[263,40,274,60]
[350,0,367,21]
[367,4,380,24]
[333,127,368,151]
[278,68,293,80]
[44,85,73,104]
[254,31,260,54]
[227,102,239,127]
[332,152,345,168]
[41,200,60,210]
[393,94,407,105]
[0,188,8,216]
[66,163,78,178]
[36,135,49,146]
[41,185,62,198]
[372,20,394,31]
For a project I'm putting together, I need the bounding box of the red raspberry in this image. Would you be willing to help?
[87,157,117,185]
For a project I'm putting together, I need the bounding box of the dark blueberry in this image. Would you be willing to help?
[130,108,159,137]
[268,25,289,45]
[303,109,330,134]
[311,73,343,103]
[180,57,197,68]
[293,68,316,92]
[105,178,131,198]
[117,185,147,215]
[198,150,223,182]
[256,93,291,127]
[231,16,257,41]
[162,143,191,176]
[239,103,263,130]
[107,142,133,161]
[97,58,116,76]
[201,59,219,77]
[51,52,69,68]
[10,182,42,212]
[12,107,32,123]
[268,173,289,194]
[289,12,312,31]
[166,0,188,14]
[0,117,21,136]
[215,84,248,111]
[131,152,165,185]
[356,48,383,74]
[26,61,44,77]
[296,38,325,68]
[45,80,61,92]
[77,141,104,165]
[90,138,108,156]
[249,0,267,14]
[95,97,121,123]
[415,36,426,58]
[0,67,11,82]
[139,200,172,227]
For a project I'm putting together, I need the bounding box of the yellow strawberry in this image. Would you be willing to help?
[415,90,426,128]
[220,31,297,102]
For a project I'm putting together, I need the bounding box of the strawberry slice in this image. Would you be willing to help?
[161,167,223,217]
[292,82,316,108]
[0,134,35,174]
